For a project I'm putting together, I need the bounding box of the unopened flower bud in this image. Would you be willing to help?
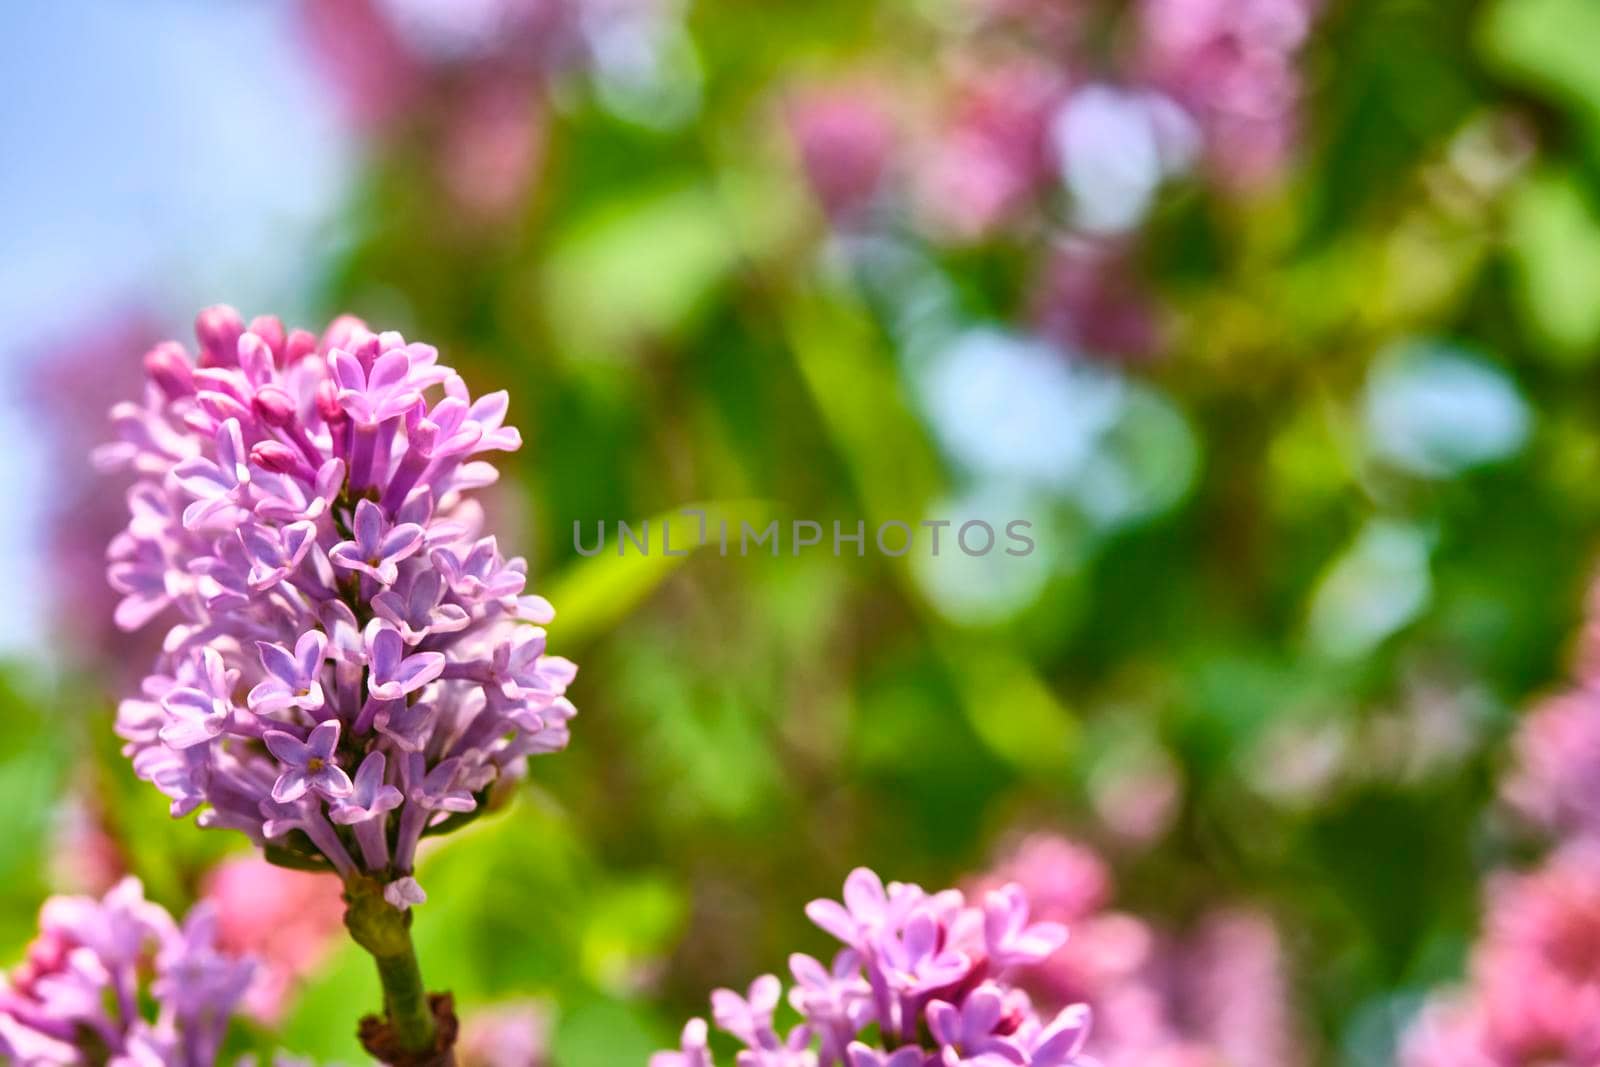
[253,386,297,427]
[248,315,286,363]
[283,328,317,366]
[316,378,345,424]
[195,305,244,368]
[144,341,194,399]
[250,440,311,478]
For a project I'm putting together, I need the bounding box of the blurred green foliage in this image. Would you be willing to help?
[19,0,1600,1063]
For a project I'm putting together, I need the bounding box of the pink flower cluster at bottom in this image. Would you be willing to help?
[655,867,1090,1067]
[1401,579,1600,1066]
[1402,847,1600,1066]
[203,858,346,1026]
[0,878,253,1065]
[975,835,1305,1067]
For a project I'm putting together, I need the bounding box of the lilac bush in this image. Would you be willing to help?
[654,867,1092,1067]
[0,877,253,1066]
[98,306,577,1062]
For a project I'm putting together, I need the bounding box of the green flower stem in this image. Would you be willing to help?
[343,876,455,1065]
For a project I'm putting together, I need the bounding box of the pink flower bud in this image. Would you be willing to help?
[195,305,244,369]
[143,342,194,399]
[253,386,297,427]
[248,315,286,363]
[316,378,345,424]
[251,440,308,477]
[283,329,318,366]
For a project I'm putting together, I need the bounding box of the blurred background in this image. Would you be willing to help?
[2,0,1599,1063]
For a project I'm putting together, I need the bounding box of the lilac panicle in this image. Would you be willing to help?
[100,306,577,898]
[0,877,253,1066]
[654,867,1088,1067]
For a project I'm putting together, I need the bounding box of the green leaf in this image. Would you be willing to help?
[1506,168,1600,362]
[1482,0,1600,151]
[933,636,1078,776]
[542,183,740,361]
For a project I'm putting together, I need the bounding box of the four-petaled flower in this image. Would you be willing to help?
[264,721,353,803]
[805,867,923,950]
[372,568,470,642]
[332,346,431,428]
[240,520,317,592]
[248,631,329,714]
[879,910,970,994]
[330,499,424,585]
[366,621,445,700]
[711,975,783,1048]
[331,751,404,826]
[431,536,526,600]
[928,984,1015,1060]
[406,754,476,814]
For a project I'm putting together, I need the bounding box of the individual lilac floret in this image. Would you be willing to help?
[0,877,254,1065]
[250,631,329,715]
[265,720,354,803]
[160,648,238,750]
[365,621,445,701]
[652,868,1090,1067]
[101,307,577,896]
[330,499,424,585]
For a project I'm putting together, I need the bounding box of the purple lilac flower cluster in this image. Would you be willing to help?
[653,867,1091,1067]
[0,877,253,1066]
[99,307,576,903]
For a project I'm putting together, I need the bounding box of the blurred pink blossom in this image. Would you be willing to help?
[912,61,1066,242]
[28,310,161,670]
[975,834,1306,1066]
[1402,847,1600,1065]
[458,999,551,1067]
[976,834,1112,922]
[1503,690,1600,841]
[297,0,425,130]
[1178,910,1303,1067]
[296,0,571,222]
[1032,239,1167,362]
[785,83,897,224]
[440,76,548,224]
[1139,0,1319,188]
[48,790,126,896]
[203,857,345,1025]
